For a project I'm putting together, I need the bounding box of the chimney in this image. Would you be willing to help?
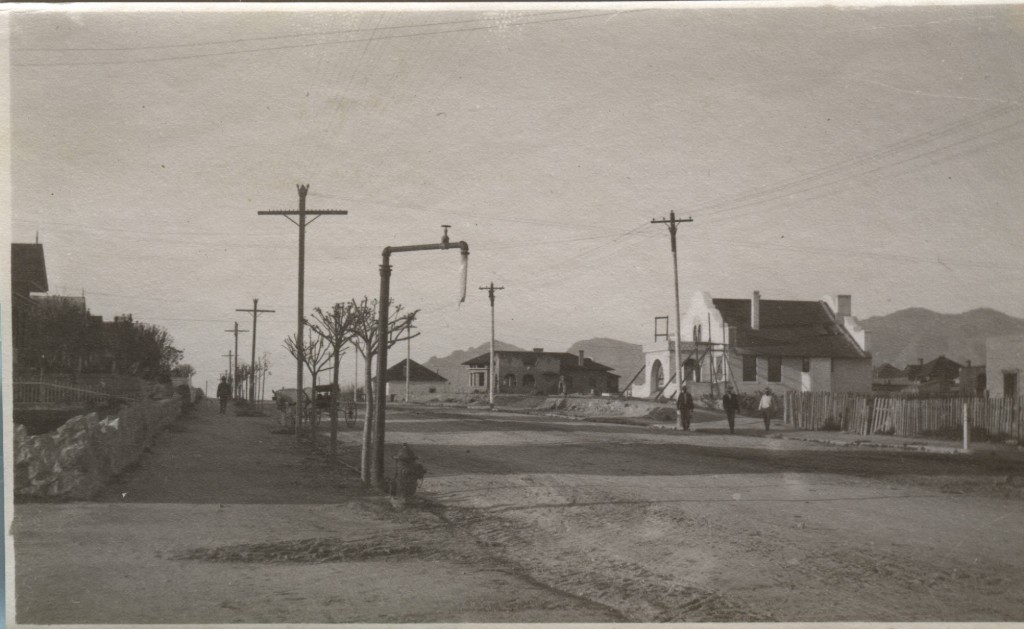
[919,358,924,365]
[751,291,761,330]
[533,348,544,353]
[837,295,852,318]
[578,350,585,366]
[966,359,972,368]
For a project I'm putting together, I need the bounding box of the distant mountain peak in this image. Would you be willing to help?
[861,307,1024,367]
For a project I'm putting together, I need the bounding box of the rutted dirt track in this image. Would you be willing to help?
[13,401,1024,623]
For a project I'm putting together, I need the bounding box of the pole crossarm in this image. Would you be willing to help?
[257,210,349,215]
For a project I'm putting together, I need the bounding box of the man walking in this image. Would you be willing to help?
[758,387,774,431]
[676,384,695,431]
[217,376,232,414]
[722,385,740,434]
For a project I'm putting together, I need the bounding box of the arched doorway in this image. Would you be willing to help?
[523,374,536,390]
[651,360,665,393]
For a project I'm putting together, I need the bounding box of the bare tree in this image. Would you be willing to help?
[284,327,332,444]
[348,296,419,483]
[308,303,358,456]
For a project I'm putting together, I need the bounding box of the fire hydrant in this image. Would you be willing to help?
[391,443,427,502]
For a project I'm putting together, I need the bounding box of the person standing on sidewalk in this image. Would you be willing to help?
[216,376,232,414]
[676,384,695,431]
[722,385,740,434]
[758,387,774,431]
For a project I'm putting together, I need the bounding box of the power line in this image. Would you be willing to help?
[17,10,587,53]
[14,10,639,68]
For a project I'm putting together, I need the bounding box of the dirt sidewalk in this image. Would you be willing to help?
[12,400,619,624]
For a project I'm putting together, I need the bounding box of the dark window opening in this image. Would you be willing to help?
[768,357,782,382]
[742,355,756,382]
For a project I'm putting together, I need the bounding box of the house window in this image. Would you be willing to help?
[742,355,756,381]
[1005,371,1019,398]
[429,387,437,394]
[503,374,517,388]
[768,357,782,382]
[523,374,535,388]
[802,357,811,373]
[470,371,486,387]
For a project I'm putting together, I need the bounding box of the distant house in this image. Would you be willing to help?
[463,349,620,395]
[376,359,448,401]
[632,291,872,399]
[986,336,1024,398]
[905,355,962,384]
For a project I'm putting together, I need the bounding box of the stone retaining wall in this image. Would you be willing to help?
[13,396,182,500]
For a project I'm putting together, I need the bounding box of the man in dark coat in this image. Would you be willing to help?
[722,385,740,434]
[676,384,695,431]
[216,376,232,414]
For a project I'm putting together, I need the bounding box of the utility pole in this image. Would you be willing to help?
[224,322,248,398]
[236,298,275,403]
[222,350,233,384]
[651,210,693,427]
[479,282,504,406]
[259,184,348,434]
[405,324,413,403]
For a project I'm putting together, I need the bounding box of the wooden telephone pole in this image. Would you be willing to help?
[224,321,248,398]
[651,210,693,426]
[259,185,348,432]
[479,282,504,406]
[236,298,274,403]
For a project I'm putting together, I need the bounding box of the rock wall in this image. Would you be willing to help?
[14,396,182,500]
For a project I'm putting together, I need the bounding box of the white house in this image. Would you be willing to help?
[632,291,872,399]
[985,335,1024,398]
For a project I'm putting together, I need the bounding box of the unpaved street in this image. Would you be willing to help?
[13,401,1024,623]
[381,406,1024,622]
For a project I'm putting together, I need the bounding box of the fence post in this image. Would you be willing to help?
[962,403,970,452]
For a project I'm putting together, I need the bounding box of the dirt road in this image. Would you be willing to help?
[382,406,1024,622]
[13,401,1024,623]
[12,401,617,624]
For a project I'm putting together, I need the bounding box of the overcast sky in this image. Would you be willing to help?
[7,3,1024,391]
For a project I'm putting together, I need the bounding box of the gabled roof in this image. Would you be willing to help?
[906,355,962,382]
[382,359,447,383]
[873,363,905,379]
[11,243,48,294]
[713,298,868,359]
[462,350,615,373]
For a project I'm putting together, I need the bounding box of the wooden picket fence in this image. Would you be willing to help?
[14,378,143,407]
[784,391,1023,441]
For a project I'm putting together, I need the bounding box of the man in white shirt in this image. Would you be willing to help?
[758,388,774,432]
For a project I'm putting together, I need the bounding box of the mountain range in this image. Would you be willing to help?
[859,307,1024,367]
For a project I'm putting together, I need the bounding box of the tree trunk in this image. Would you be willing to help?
[330,351,341,457]
[361,350,375,483]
